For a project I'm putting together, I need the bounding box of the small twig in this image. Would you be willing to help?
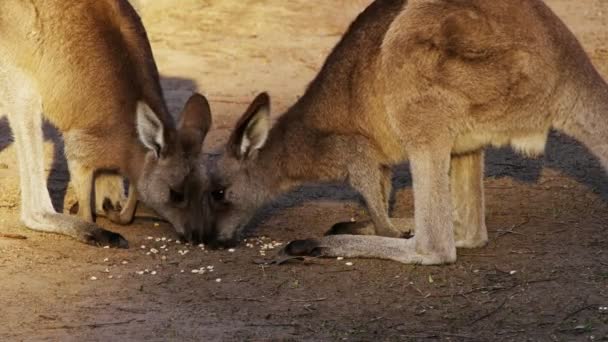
[469,299,507,325]
[246,323,299,328]
[496,329,526,336]
[525,277,559,285]
[561,304,598,323]
[212,294,267,302]
[289,297,327,303]
[398,334,439,339]
[431,284,513,298]
[45,319,141,330]
[0,233,27,240]
[494,218,530,239]
[459,253,497,257]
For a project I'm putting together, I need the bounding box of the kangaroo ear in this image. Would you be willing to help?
[178,93,212,156]
[136,102,165,158]
[229,92,270,159]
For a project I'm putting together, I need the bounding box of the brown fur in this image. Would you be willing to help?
[208,0,608,263]
[0,0,212,246]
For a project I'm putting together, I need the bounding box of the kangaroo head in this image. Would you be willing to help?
[135,93,213,243]
[207,93,272,247]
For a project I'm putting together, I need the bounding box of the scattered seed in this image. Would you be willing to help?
[337,257,344,261]
[136,271,144,275]
[509,270,517,275]
[108,275,114,279]
[345,262,353,266]
[103,246,110,249]
[215,278,222,283]
[151,271,157,275]
[180,270,185,273]
[154,223,160,227]
[161,256,167,260]
[104,268,110,273]
[140,245,146,249]
[147,236,154,240]
[121,260,128,265]
[103,258,109,262]
[90,276,97,281]
[191,269,199,274]
[161,237,166,241]
[228,248,235,253]
[150,248,159,254]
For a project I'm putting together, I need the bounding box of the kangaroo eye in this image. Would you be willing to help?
[211,189,225,202]
[170,188,185,203]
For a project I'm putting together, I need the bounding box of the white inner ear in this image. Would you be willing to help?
[136,101,165,156]
[241,108,270,156]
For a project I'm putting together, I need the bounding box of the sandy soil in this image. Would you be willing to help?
[1,1,608,341]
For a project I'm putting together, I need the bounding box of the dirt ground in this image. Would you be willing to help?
[1,0,608,341]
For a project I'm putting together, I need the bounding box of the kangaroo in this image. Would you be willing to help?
[206,0,608,264]
[0,0,213,247]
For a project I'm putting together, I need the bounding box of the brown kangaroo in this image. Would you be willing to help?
[0,0,213,247]
[207,0,608,263]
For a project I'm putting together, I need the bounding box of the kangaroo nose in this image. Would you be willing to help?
[204,235,238,249]
[178,226,203,244]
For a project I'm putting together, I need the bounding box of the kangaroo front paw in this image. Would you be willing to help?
[283,239,324,257]
[83,228,129,249]
[102,197,121,221]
